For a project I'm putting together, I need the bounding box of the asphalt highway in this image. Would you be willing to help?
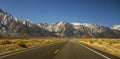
[0,40,119,59]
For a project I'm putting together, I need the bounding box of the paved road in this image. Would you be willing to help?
[0,41,67,59]
[0,40,120,59]
[52,40,120,59]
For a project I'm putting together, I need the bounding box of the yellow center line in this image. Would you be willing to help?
[54,49,60,54]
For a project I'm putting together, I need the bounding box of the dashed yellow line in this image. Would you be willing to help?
[54,49,60,54]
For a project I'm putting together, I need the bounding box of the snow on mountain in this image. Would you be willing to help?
[0,9,55,38]
[0,8,120,38]
[47,22,120,38]
[36,23,49,29]
[112,25,120,31]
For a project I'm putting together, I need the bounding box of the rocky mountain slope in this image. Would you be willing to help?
[47,21,120,38]
[0,9,55,38]
[0,9,120,38]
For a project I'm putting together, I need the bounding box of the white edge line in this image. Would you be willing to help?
[78,43,111,59]
[0,41,65,58]
[0,45,42,58]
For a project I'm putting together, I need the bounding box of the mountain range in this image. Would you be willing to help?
[0,9,120,38]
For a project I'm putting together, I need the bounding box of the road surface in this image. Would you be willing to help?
[0,40,119,59]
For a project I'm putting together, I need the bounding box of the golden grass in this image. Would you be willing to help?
[0,38,66,55]
[78,38,120,57]
[1,37,119,57]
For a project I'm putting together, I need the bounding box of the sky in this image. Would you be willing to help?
[0,0,120,27]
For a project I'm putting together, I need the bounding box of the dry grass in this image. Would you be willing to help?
[0,38,65,55]
[78,38,120,57]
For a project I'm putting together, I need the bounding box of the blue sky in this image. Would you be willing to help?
[0,0,120,27]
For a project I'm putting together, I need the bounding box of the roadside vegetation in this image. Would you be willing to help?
[1,37,120,57]
[0,37,66,56]
[78,38,120,57]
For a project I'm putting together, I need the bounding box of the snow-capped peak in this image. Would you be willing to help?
[57,21,65,25]
[112,25,120,30]
[113,25,120,28]
[71,22,92,26]
[71,22,102,28]
[71,23,81,25]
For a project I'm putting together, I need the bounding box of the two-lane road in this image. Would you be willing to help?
[52,40,120,59]
[0,41,67,59]
[0,40,120,59]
